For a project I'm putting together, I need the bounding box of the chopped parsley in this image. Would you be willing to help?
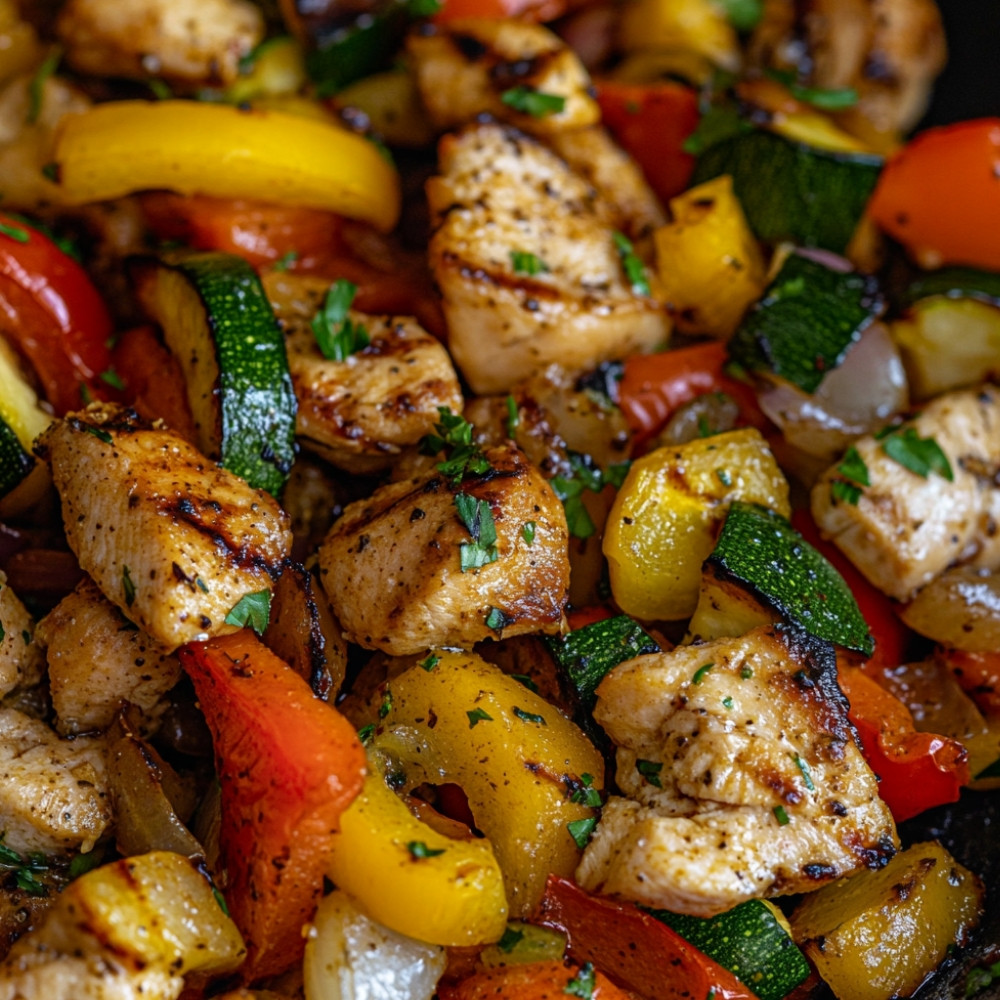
[485,606,512,631]
[966,959,1000,997]
[0,836,48,897]
[511,673,538,693]
[213,886,230,916]
[420,408,492,484]
[358,724,375,744]
[224,589,271,634]
[467,707,493,728]
[311,279,371,361]
[831,445,870,505]
[765,68,858,110]
[636,759,663,788]
[565,962,596,999]
[407,840,446,859]
[0,220,30,243]
[551,452,627,540]
[522,521,536,545]
[81,422,112,444]
[831,479,864,506]
[773,805,790,826]
[28,46,62,125]
[121,565,136,608]
[497,925,525,953]
[99,368,125,390]
[272,250,299,271]
[793,754,815,791]
[148,78,173,100]
[570,773,602,807]
[716,467,732,487]
[67,848,103,880]
[692,662,715,684]
[722,695,734,709]
[567,816,598,849]
[500,86,566,118]
[740,666,753,679]
[513,706,546,725]
[880,426,954,481]
[378,688,393,719]
[505,394,520,437]
[419,653,440,672]
[612,231,650,296]
[454,493,499,572]
[510,250,550,276]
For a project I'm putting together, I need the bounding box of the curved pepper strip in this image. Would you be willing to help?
[438,960,634,1000]
[0,212,113,414]
[534,875,757,1000]
[179,630,366,981]
[53,100,401,233]
[838,667,969,823]
[326,748,509,947]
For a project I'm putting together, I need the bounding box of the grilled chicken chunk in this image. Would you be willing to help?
[576,627,897,916]
[264,271,463,474]
[37,578,182,737]
[0,571,43,699]
[319,442,569,654]
[0,708,109,855]
[408,18,599,136]
[427,123,669,394]
[55,0,263,87]
[37,405,291,651]
[812,384,1000,601]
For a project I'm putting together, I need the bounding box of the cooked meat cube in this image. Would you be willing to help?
[0,571,43,699]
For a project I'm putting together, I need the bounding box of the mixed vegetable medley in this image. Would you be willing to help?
[0,0,998,997]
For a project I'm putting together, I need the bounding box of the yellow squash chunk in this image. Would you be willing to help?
[619,0,739,72]
[370,651,604,918]
[52,100,400,232]
[654,176,766,339]
[603,428,790,621]
[790,842,983,1000]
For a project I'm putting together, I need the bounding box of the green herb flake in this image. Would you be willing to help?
[67,849,103,880]
[467,707,493,728]
[420,407,492,484]
[831,479,863,506]
[213,886,230,916]
[195,577,209,594]
[513,706,546,725]
[485,606,511,631]
[407,840,446,859]
[722,695,734,709]
[121,565,136,608]
[966,959,1000,997]
[406,0,443,15]
[148,78,173,100]
[511,673,539,694]
[505,394,520,436]
[740,666,753,679]
[838,445,870,486]
[99,368,125,390]
[603,462,631,489]
[40,162,59,183]
[378,688,393,719]
[522,521,536,545]
[273,250,299,272]
[565,962,596,999]
[567,816,598,849]
[765,68,858,111]
[570,773,602,807]
[224,589,272,634]
[419,653,440,672]
[692,662,715,684]
[880,426,954,481]
[500,86,566,118]
[0,220,30,243]
[612,231,650,296]
[717,0,762,31]
[773,805,790,826]
[716,467,732,487]
[311,279,371,361]
[636,759,663,788]
[793,754,815,791]
[497,925,525,953]
[15,868,47,897]
[510,250,549,276]
[358,723,375,744]
[28,46,62,125]
[79,422,112,444]
[455,493,499,572]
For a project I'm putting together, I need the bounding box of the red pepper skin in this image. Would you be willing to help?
[868,119,1000,270]
[438,960,633,1000]
[838,668,969,823]
[534,876,757,1000]
[433,0,569,23]
[595,80,700,204]
[941,648,1000,714]
[179,631,366,981]
[617,341,767,449]
[0,212,113,414]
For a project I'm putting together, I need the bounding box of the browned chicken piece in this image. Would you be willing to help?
[576,626,897,916]
[36,578,182,737]
[318,442,569,655]
[55,0,263,88]
[811,384,1000,601]
[37,404,292,652]
[427,122,669,394]
[263,271,463,474]
[0,571,44,698]
[408,18,599,136]
[749,0,946,138]
[547,127,666,240]
[0,708,110,855]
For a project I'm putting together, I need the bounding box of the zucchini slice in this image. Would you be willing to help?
[650,899,810,1000]
[0,339,51,513]
[729,252,882,394]
[689,501,873,656]
[691,128,882,253]
[898,265,1000,309]
[131,251,297,496]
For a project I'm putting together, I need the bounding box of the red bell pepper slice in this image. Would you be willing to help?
[534,875,756,1000]
[868,118,1000,271]
[438,960,633,1000]
[434,0,570,22]
[595,80,700,204]
[0,212,113,414]
[179,630,366,981]
[618,341,767,449]
[838,668,969,823]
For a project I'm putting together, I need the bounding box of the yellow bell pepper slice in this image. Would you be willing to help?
[326,750,509,947]
[52,100,400,232]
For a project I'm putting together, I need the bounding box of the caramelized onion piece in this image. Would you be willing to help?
[902,568,1000,653]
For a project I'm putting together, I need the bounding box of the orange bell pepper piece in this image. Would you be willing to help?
[179,630,366,981]
[439,960,633,1000]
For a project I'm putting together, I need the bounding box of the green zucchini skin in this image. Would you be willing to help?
[691,129,882,253]
[132,251,297,497]
[710,501,874,656]
[899,265,1000,309]
[0,416,34,499]
[649,900,810,1000]
[729,252,883,394]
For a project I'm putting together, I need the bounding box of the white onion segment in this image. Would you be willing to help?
[304,890,447,1000]
[902,567,1000,652]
